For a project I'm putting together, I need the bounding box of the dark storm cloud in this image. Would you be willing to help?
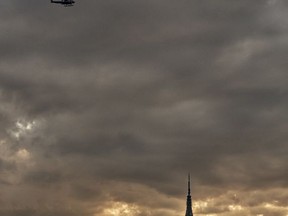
[1,0,288,215]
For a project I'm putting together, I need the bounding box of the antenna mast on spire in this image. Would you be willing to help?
[188,173,191,195]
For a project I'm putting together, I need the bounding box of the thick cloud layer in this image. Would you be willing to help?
[1,0,288,215]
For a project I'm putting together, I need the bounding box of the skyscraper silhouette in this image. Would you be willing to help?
[185,174,193,216]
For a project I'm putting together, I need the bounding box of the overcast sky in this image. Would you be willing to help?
[1,0,288,215]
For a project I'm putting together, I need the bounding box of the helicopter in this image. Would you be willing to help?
[51,0,75,6]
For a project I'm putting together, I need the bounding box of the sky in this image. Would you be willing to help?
[0,0,288,215]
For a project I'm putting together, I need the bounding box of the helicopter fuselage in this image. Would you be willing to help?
[51,0,75,6]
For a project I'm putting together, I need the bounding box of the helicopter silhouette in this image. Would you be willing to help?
[51,0,75,6]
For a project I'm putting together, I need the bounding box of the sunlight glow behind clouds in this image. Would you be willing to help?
[102,202,141,216]
[16,148,31,160]
[9,119,38,139]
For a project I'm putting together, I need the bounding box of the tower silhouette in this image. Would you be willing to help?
[185,174,193,216]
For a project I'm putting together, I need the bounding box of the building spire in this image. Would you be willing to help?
[185,174,193,216]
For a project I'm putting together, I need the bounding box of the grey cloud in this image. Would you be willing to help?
[1,0,288,215]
